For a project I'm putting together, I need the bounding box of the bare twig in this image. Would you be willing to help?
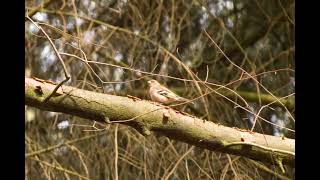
[25,132,107,157]
[203,29,295,123]
[26,0,54,19]
[28,157,90,180]
[26,16,70,102]
[114,124,119,180]
[162,146,194,180]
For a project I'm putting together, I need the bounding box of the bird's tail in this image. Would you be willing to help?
[176,97,194,104]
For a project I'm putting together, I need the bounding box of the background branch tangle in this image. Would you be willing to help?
[25,1,295,179]
[27,15,294,132]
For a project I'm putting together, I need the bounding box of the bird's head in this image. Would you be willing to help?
[147,79,160,87]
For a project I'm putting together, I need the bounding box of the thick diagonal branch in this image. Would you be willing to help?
[25,77,295,167]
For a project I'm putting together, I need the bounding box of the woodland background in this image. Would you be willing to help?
[25,0,295,179]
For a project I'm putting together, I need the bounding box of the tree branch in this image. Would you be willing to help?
[25,77,295,167]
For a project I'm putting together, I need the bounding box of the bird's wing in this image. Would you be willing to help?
[156,89,180,100]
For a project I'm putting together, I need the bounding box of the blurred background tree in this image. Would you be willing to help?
[25,0,294,179]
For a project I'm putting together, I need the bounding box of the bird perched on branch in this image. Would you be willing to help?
[147,79,193,104]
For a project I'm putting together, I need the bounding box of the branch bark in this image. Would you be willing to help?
[25,77,295,167]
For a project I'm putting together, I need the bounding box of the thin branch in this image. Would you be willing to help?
[203,29,295,123]
[162,146,194,180]
[26,0,54,19]
[28,157,90,180]
[25,132,107,157]
[114,124,119,180]
[26,16,70,102]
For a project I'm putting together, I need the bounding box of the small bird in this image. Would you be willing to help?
[147,79,193,104]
